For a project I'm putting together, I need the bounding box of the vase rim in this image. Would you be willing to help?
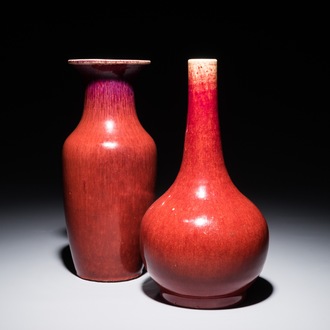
[68,59,151,80]
[188,58,217,63]
[68,59,151,65]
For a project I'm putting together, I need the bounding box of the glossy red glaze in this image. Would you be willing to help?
[63,59,157,282]
[140,59,269,308]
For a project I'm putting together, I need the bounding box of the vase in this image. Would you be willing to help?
[140,58,269,308]
[63,59,157,282]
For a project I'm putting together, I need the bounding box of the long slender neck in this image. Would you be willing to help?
[179,59,226,177]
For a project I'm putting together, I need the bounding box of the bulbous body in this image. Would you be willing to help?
[140,59,269,308]
[63,59,157,282]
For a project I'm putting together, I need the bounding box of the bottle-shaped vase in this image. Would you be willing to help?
[140,58,269,308]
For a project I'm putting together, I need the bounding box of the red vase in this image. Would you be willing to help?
[140,58,269,308]
[63,59,157,282]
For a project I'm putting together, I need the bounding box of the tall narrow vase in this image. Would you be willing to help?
[63,59,157,282]
[140,59,269,308]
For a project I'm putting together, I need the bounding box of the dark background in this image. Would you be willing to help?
[1,9,329,218]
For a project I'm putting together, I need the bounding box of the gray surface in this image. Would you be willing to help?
[1,197,329,330]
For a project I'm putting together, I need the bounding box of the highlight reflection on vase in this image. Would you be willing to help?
[63,59,157,282]
[140,58,269,309]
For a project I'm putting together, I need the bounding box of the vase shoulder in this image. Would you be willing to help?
[140,58,269,309]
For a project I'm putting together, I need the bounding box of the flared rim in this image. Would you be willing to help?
[68,59,151,80]
[68,59,151,65]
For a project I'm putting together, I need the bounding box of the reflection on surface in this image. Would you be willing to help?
[102,141,118,149]
[195,185,207,199]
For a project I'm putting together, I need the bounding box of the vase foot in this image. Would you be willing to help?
[161,291,245,309]
[76,270,144,282]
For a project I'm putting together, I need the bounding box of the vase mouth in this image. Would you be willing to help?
[188,58,217,64]
[68,59,151,80]
[68,59,151,65]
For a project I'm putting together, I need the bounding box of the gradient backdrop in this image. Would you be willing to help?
[1,10,329,209]
[1,9,329,330]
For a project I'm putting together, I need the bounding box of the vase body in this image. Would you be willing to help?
[63,59,157,282]
[140,59,269,308]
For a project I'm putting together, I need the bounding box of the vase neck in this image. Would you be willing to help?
[82,79,137,120]
[180,59,227,176]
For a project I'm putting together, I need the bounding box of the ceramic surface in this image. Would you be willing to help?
[63,59,156,282]
[140,59,269,308]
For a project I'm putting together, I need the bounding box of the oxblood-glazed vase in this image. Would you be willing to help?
[63,59,157,282]
[140,59,269,309]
